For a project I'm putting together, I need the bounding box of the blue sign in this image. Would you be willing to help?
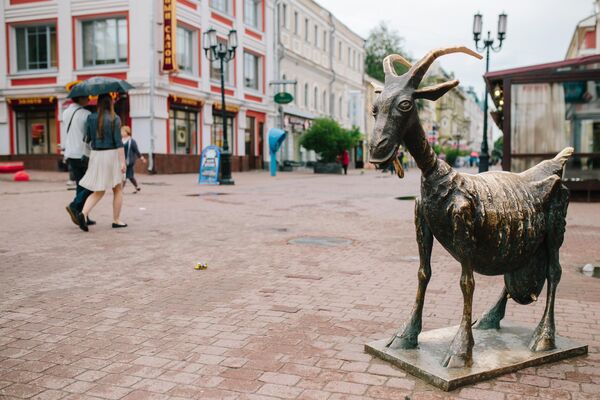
[199,145,221,185]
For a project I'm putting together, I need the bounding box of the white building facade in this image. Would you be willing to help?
[0,0,277,173]
[275,0,365,165]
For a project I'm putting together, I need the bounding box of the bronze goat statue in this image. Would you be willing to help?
[369,47,573,368]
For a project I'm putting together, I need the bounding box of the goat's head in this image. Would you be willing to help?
[369,46,482,167]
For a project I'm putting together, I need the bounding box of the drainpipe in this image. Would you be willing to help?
[148,0,156,173]
[328,11,336,118]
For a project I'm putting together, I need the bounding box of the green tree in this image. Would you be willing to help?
[492,136,503,164]
[365,21,410,82]
[300,119,362,163]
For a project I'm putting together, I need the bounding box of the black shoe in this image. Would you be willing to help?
[77,213,88,232]
[66,204,78,226]
[112,222,128,229]
[86,218,96,226]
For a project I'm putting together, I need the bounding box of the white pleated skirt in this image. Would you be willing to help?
[80,149,122,191]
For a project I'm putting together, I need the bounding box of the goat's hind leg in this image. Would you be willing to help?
[386,198,433,350]
[473,287,509,330]
[530,191,567,352]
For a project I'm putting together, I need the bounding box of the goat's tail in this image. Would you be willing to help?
[519,147,574,181]
[553,147,574,164]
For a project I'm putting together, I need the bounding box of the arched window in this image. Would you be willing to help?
[338,96,343,118]
[322,90,327,114]
[304,83,309,108]
[314,86,318,110]
[292,77,297,104]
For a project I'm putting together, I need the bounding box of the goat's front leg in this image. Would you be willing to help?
[442,262,475,367]
[386,198,433,350]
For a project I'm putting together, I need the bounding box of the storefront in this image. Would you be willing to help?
[485,54,600,201]
[283,113,312,164]
[245,110,265,170]
[2,97,60,169]
[168,95,202,155]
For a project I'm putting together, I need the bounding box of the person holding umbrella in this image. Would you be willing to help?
[68,77,134,232]
[76,93,127,231]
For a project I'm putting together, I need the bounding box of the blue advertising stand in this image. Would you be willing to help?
[198,145,221,185]
[268,128,287,177]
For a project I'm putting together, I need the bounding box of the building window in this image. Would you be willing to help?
[212,113,235,150]
[314,25,318,48]
[304,18,309,42]
[348,48,351,67]
[294,11,298,34]
[244,51,260,91]
[210,40,233,85]
[304,83,309,107]
[169,107,198,154]
[338,42,342,60]
[176,26,194,74]
[15,106,56,154]
[282,4,287,28]
[322,31,327,51]
[244,0,261,29]
[210,0,231,14]
[338,96,342,118]
[82,17,127,66]
[313,87,318,110]
[15,25,57,72]
[322,90,327,113]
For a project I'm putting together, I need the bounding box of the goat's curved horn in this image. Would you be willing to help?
[383,54,412,76]
[409,46,482,87]
[370,81,384,94]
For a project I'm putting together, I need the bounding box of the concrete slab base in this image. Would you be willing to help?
[365,324,587,391]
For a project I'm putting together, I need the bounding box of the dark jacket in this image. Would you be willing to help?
[85,113,123,150]
[124,138,142,166]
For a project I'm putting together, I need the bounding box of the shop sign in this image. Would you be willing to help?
[274,92,293,104]
[213,103,240,113]
[8,97,56,106]
[199,145,221,185]
[162,0,178,72]
[170,95,202,108]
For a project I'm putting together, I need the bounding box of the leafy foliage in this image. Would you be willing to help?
[492,136,503,164]
[365,21,410,82]
[299,118,362,163]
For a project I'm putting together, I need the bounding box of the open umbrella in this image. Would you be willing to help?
[67,77,134,99]
[470,151,479,157]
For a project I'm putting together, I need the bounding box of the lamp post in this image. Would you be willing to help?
[472,12,507,172]
[203,28,238,185]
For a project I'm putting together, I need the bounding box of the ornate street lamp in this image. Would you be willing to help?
[473,12,507,172]
[203,28,238,185]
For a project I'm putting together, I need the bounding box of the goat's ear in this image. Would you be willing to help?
[413,79,459,101]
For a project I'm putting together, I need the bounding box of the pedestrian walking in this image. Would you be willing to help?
[63,96,97,226]
[77,94,127,232]
[121,126,146,193]
[342,149,350,175]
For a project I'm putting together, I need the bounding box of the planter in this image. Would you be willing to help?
[314,162,342,174]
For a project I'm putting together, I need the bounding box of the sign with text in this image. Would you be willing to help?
[162,0,178,72]
[199,145,221,185]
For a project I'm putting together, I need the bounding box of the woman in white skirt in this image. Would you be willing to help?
[77,94,127,231]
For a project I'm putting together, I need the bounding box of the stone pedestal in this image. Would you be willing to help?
[365,324,587,391]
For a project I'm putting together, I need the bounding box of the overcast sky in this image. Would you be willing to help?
[317,0,596,99]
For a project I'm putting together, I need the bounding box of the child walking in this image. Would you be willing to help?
[121,126,146,193]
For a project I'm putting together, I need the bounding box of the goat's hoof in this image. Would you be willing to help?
[473,317,501,330]
[385,334,417,350]
[441,351,472,368]
[529,334,555,352]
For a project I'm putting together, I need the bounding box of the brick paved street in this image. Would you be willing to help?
[1,168,599,400]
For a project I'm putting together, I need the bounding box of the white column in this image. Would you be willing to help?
[57,0,73,86]
[237,109,246,156]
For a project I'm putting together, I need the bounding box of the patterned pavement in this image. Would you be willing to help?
[0,168,599,400]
